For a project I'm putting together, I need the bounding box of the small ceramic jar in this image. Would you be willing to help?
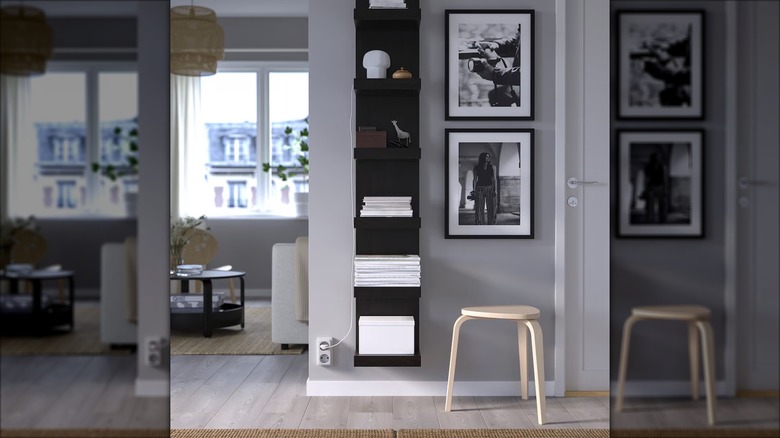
[392,67,412,79]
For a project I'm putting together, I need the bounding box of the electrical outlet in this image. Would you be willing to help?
[316,336,332,366]
[145,336,166,367]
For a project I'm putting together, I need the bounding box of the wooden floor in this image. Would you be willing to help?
[171,353,609,430]
[0,355,168,429]
[611,395,780,430]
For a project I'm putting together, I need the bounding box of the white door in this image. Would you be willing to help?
[555,0,611,394]
[733,0,780,392]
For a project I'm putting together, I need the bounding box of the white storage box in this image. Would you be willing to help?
[359,315,415,355]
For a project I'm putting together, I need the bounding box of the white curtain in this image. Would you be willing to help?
[170,74,203,218]
[0,75,31,220]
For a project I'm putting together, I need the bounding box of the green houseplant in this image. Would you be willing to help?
[261,125,309,186]
[262,124,309,215]
[91,123,139,216]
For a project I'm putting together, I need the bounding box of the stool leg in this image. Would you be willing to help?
[445,315,472,412]
[525,319,546,425]
[697,320,717,425]
[517,321,529,400]
[616,315,640,413]
[688,322,700,401]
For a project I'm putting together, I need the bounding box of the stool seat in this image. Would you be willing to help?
[632,305,710,321]
[462,305,540,320]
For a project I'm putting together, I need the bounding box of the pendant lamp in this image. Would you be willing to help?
[170,5,224,76]
[0,5,53,76]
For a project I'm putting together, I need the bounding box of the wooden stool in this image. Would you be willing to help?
[615,305,717,425]
[445,305,546,425]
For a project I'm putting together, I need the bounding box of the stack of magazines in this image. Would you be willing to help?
[354,254,420,287]
[369,0,406,9]
[360,196,412,217]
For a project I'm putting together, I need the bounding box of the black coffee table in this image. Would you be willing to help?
[0,269,75,334]
[170,270,245,338]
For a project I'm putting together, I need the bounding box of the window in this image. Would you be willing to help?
[5,64,138,218]
[178,63,308,217]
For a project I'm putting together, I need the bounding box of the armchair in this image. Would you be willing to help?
[271,236,308,349]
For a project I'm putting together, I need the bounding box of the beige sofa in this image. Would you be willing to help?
[271,237,308,349]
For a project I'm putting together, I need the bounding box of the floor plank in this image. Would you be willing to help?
[170,355,231,404]
[347,396,394,429]
[475,396,536,429]
[518,396,581,429]
[205,355,294,428]
[170,355,262,428]
[558,396,610,429]
[251,354,310,429]
[433,396,488,429]
[299,396,352,429]
[392,396,440,429]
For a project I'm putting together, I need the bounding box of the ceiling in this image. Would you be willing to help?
[0,0,308,17]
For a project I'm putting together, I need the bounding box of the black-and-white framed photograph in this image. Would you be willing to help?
[445,129,534,239]
[617,10,705,119]
[445,10,534,120]
[617,130,704,238]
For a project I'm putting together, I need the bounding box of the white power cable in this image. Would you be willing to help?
[327,82,356,350]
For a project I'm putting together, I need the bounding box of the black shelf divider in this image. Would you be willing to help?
[354,287,421,298]
[353,148,420,160]
[354,217,421,229]
[354,352,421,367]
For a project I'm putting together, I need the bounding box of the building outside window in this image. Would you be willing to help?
[5,64,138,218]
[181,63,308,217]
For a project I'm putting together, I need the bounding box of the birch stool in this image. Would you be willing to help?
[445,305,546,425]
[615,305,717,425]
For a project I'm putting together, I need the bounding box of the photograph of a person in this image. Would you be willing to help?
[445,10,534,120]
[617,10,704,119]
[445,129,534,238]
[618,130,703,237]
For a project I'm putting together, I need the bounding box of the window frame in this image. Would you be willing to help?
[17,60,138,218]
[197,60,308,218]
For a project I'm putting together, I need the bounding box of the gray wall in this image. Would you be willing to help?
[208,218,308,294]
[309,0,558,384]
[219,17,308,62]
[610,0,728,381]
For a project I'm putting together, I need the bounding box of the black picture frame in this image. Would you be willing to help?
[445,129,534,239]
[616,130,704,238]
[616,10,705,119]
[445,10,535,120]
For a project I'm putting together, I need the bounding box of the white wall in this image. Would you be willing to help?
[309,0,560,394]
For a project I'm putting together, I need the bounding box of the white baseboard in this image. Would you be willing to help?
[135,378,169,397]
[611,380,729,397]
[306,379,556,397]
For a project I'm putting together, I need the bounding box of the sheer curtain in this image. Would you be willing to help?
[170,74,203,218]
[0,75,31,219]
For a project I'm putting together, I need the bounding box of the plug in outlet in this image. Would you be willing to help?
[145,336,166,367]
[316,337,332,366]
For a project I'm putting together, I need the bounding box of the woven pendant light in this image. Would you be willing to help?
[170,5,224,76]
[0,5,53,76]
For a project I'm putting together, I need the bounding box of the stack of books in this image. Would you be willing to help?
[360,196,412,217]
[369,0,406,9]
[354,254,421,287]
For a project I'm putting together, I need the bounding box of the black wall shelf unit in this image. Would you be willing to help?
[353,0,421,368]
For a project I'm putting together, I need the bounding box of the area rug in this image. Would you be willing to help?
[610,429,780,437]
[397,430,609,438]
[171,307,306,355]
[0,307,132,356]
[171,430,394,438]
[0,429,167,438]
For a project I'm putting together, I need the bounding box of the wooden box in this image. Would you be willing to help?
[356,130,387,148]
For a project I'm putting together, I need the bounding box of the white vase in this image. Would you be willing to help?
[294,192,309,217]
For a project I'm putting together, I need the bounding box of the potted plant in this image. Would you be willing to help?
[262,124,309,216]
[0,216,36,269]
[170,215,208,271]
[91,122,139,216]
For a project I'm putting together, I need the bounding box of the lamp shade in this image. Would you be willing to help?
[170,5,224,76]
[0,6,53,76]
